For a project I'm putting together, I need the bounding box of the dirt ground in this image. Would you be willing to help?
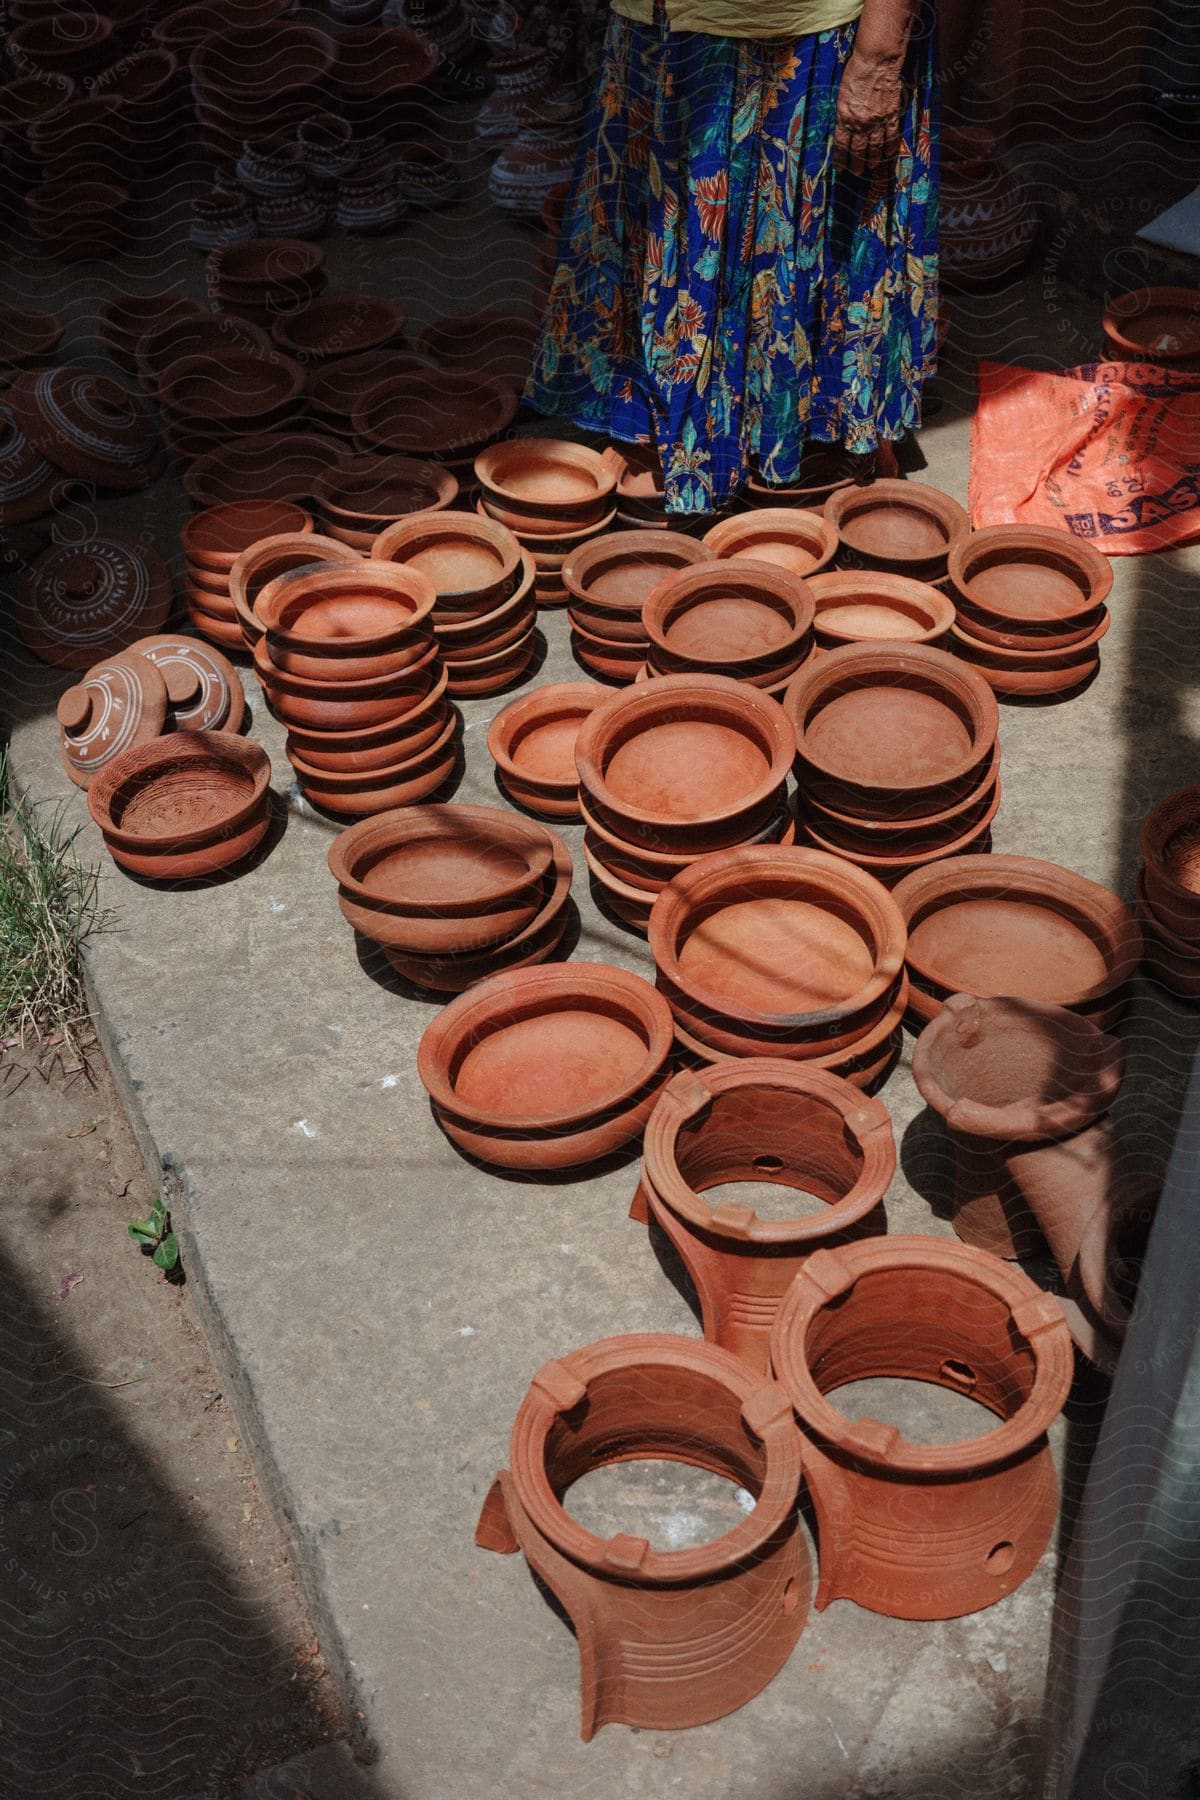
[0,1040,350,1799]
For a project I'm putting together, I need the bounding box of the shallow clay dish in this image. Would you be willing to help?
[228,531,361,646]
[1102,286,1200,365]
[271,294,408,362]
[808,571,955,647]
[487,681,605,818]
[417,961,675,1170]
[315,455,458,526]
[372,510,521,608]
[643,560,815,680]
[893,853,1142,1012]
[561,529,713,642]
[947,524,1113,629]
[86,731,271,880]
[474,437,615,523]
[702,509,839,578]
[182,431,347,510]
[181,499,312,574]
[825,479,968,571]
[354,370,517,458]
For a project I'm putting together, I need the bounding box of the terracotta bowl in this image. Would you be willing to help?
[643,560,815,683]
[808,571,956,648]
[314,455,458,526]
[284,664,450,772]
[1139,785,1200,937]
[136,313,274,393]
[0,304,64,367]
[417,961,675,1170]
[443,632,537,698]
[783,641,999,816]
[805,743,1000,840]
[157,348,305,426]
[434,552,535,652]
[648,844,907,1051]
[476,496,617,550]
[372,510,521,609]
[97,294,204,370]
[893,853,1142,1015]
[582,791,795,892]
[289,710,459,812]
[487,681,605,818]
[702,508,839,579]
[228,531,361,646]
[255,635,440,731]
[181,499,312,574]
[328,803,554,954]
[947,524,1113,633]
[803,791,998,884]
[86,730,271,881]
[354,369,518,458]
[576,673,796,850]
[745,447,861,510]
[184,596,246,651]
[1101,286,1200,366]
[307,350,433,431]
[825,479,969,573]
[570,620,648,684]
[474,437,616,524]
[257,562,438,677]
[416,311,538,393]
[561,530,714,644]
[182,432,346,510]
[271,294,408,362]
[950,611,1110,672]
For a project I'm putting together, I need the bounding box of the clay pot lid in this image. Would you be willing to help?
[783,641,998,800]
[371,510,521,601]
[475,437,615,518]
[947,523,1113,624]
[56,654,169,788]
[18,535,173,670]
[271,294,408,361]
[314,454,458,522]
[257,561,437,649]
[770,1234,1074,1476]
[643,1059,895,1245]
[0,306,64,363]
[228,531,362,643]
[912,990,1124,1143]
[808,571,956,645]
[183,433,347,509]
[87,729,271,852]
[328,803,554,914]
[122,634,245,734]
[0,399,71,525]
[893,853,1143,1009]
[1102,286,1200,363]
[417,960,674,1133]
[6,366,161,489]
[643,560,815,670]
[648,844,907,1028]
[156,348,305,421]
[502,1333,801,1586]
[487,681,605,789]
[354,370,518,458]
[702,508,839,578]
[825,479,969,568]
[1139,785,1200,908]
[182,499,312,571]
[561,529,713,612]
[576,673,795,835]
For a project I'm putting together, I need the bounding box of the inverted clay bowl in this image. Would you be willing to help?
[1102,286,1200,367]
[228,531,361,647]
[181,499,312,575]
[561,529,714,644]
[1139,784,1200,937]
[487,681,605,818]
[702,509,839,579]
[808,571,956,649]
[86,730,271,881]
[327,803,555,954]
[947,524,1113,642]
[371,510,521,611]
[257,562,437,678]
[643,560,815,684]
[783,641,999,818]
[825,479,969,575]
[417,961,675,1169]
[575,673,796,853]
[894,853,1142,1019]
[474,437,616,524]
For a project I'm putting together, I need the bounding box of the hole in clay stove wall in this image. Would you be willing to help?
[754,1154,786,1175]
[986,1541,1016,1574]
[564,1460,755,1551]
[781,1575,800,1614]
[939,1359,978,1390]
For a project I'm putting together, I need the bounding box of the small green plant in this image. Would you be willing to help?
[128,1196,179,1273]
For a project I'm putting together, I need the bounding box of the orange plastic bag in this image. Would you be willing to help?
[969,359,1200,554]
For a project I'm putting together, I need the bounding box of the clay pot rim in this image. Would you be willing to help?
[894,853,1143,1006]
[575,673,796,837]
[289,708,457,784]
[702,508,840,576]
[328,802,554,915]
[911,990,1125,1144]
[579,788,789,875]
[1139,785,1200,913]
[283,659,449,748]
[353,370,518,457]
[506,1333,801,1585]
[386,834,574,982]
[254,631,439,699]
[87,729,270,851]
[371,509,522,601]
[947,524,1114,621]
[417,960,674,1135]
[672,973,909,1075]
[314,455,458,520]
[824,479,969,567]
[560,528,713,610]
[181,499,312,570]
[807,743,1001,838]
[642,1058,894,1245]
[476,495,618,548]
[442,627,536,676]
[770,1234,1074,1475]
[228,531,361,642]
[648,844,908,1031]
[270,293,408,359]
[804,782,1000,870]
[783,641,999,799]
[1101,285,1200,363]
[950,613,1111,666]
[435,550,535,641]
[486,680,604,790]
[808,570,956,645]
[642,559,816,671]
[257,560,438,649]
[474,436,616,519]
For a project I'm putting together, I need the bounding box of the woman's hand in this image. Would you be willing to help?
[834,50,905,175]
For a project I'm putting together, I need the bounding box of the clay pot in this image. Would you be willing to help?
[315,455,458,539]
[770,1234,1073,1619]
[182,500,312,577]
[228,531,360,647]
[825,479,969,577]
[418,961,674,1170]
[783,641,999,819]
[354,369,518,459]
[939,125,1038,289]
[328,803,555,954]
[307,350,433,438]
[702,509,839,579]
[183,432,348,510]
[634,1060,894,1372]
[258,563,437,681]
[561,529,714,644]
[894,853,1143,1022]
[153,0,292,53]
[433,552,535,653]
[206,236,328,322]
[285,662,451,772]
[271,294,408,363]
[949,614,1109,697]
[442,631,537,698]
[57,655,169,789]
[17,535,173,670]
[416,312,538,394]
[254,633,440,731]
[487,681,605,818]
[157,348,306,440]
[474,437,615,525]
[567,622,649,684]
[643,560,815,686]
[476,495,617,550]
[288,708,458,812]
[0,398,73,526]
[744,447,862,511]
[1102,285,1200,368]
[476,1333,807,1738]
[86,731,273,881]
[332,23,438,137]
[96,294,205,373]
[6,366,162,490]
[136,313,276,397]
[583,790,794,892]
[808,571,955,649]
[575,674,796,854]
[1140,784,1200,937]
[371,510,521,610]
[947,524,1113,644]
[124,635,246,735]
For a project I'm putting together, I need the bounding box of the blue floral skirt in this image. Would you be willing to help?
[525,5,940,514]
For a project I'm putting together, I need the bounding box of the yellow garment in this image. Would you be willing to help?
[611,0,864,36]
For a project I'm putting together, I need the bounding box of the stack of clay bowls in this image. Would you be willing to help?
[603,444,677,532]
[702,510,838,582]
[475,437,616,608]
[207,238,328,326]
[648,844,909,1087]
[416,311,540,397]
[314,456,458,549]
[226,530,360,649]
[133,311,275,402]
[642,560,817,695]
[575,673,797,932]
[487,681,605,819]
[824,478,968,587]
[1136,786,1200,1000]
[180,499,314,649]
[807,571,956,652]
[86,732,272,882]
[371,511,535,696]
[353,368,517,485]
[328,802,572,991]
[784,642,1001,883]
[561,530,714,683]
[254,561,458,813]
[157,348,307,462]
[946,524,1113,700]
[744,446,864,511]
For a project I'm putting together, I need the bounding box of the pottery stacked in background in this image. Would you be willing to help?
[1136,786,1200,1001]
[474,438,616,610]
